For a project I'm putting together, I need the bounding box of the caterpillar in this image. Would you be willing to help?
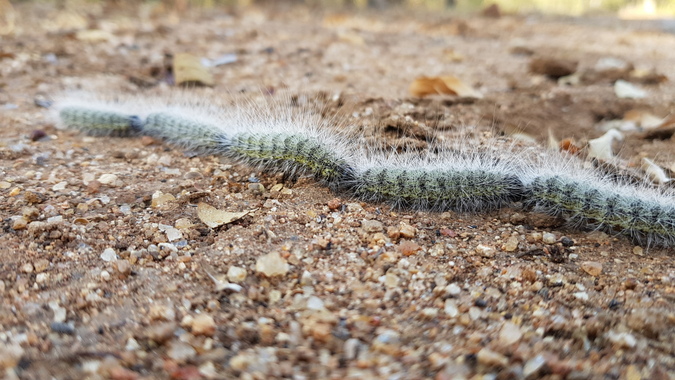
[52,93,675,249]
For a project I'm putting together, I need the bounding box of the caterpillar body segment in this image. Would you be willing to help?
[59,107,143,137]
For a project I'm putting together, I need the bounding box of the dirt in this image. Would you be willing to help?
[1,2,674,379]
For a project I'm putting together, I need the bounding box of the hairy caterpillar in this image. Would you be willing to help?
[52,93,675,249]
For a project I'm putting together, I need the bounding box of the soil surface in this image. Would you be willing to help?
[1,2,674,379]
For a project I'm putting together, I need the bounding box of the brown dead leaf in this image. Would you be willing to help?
[639,116,675,140]
[173,53,214,87]
[623,109,664,129]
[560,138,581,155]
[409,76,482,98]
[197,202,250,228]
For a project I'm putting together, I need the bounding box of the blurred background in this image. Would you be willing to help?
[2,0,675,16]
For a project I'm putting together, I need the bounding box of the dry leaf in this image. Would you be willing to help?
[173,52,214,87]
[641,158,670,184]
[559,138,581,155]
[623,109,663,129]
[588,129,623,161]
[197,202,250,228]
[409,76,482,98]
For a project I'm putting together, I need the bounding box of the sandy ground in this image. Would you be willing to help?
[0,2,674,379]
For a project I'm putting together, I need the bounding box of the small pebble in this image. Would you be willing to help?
[101,248,118,262]
[606,330,637,348]
[164,227,183,242]
[191,314,217,336]
[167,342,197,363]
[444,283,461,296]
[581,261,603,277]
[52,181,67,191]
[475,244,495,257]
[98,173,122,187]
[227,266,247,283]
[498,322,523,345]
[306,296,325,310]
[11,216,28,230]
[502,236,519,252]
[255,251,289,277]
[523,354,546,377]
[542,232,557,244]
[384,272,400,288]
[399,240,420,256]
[476,347,508,367]
[145,322,177,343]
[362,219,384,233]
[100,270,111,281]
[114,259,131,276]
[51,322,75,335]
[444,299,459,317]
[399,222,416,238]
[21,263,34,273]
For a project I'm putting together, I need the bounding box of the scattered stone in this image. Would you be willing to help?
[255,251,289,277]
[164,227,183,242]
[362,219,384,233]
[11,216,28,230]
[444,299,459,317]
[151,191,176,208]
[114,259,131,277]
[50,322,75,335]
[399,222,416,238]
[34,259,49,272]
[606,330,637,348]
[306,296,325,310]
[191,314,217,336]
[419,308,438,320]
[444,283,461,296]
[21,263,34,273]
[145,322,177,344]
[542,232,557,244]
[475,244,496,257]
[227,266,247,283]
[167,341,197,363]
[327,198,342,210]
[384,272,400,288]
[476,347,508,367]
[51,181,67,191]
[149,304,176,322]
[581,261,602,277]
[399,240,420,256]
[101,248,118,262]
[632,246,644,256]
[502,236,519,252]
[523,354,546,378]
[499,322,523,345]
[98,173,122,187]
[100,270,111,281]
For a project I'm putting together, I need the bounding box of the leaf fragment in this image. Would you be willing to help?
[409,76,482,98]
[197,202,250,228]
